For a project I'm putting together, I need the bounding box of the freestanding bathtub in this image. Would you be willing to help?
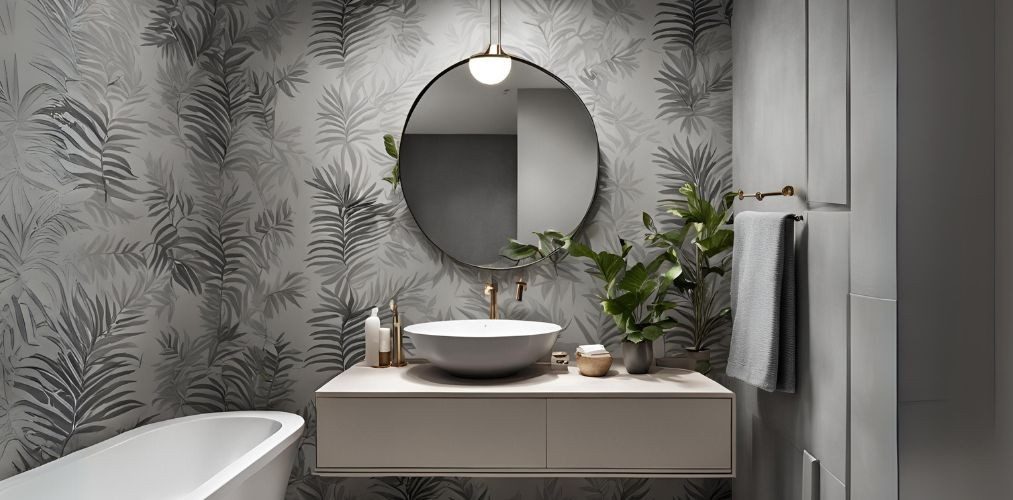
[0,411,304,500]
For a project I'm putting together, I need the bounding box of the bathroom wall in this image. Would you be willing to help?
[998,1,1013,495]
[896,0,997,497]
[737,1,1005,499]
[731,0,851,498]
[0,0,733,498]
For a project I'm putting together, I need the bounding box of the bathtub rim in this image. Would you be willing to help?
[0,410,304,499]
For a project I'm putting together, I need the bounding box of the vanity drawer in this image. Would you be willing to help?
[546,398,733,471]
[317,397,547,469]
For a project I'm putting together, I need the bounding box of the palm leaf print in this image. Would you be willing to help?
[0,199,82,315]
[387,0,432,60]
[15,282,145,467]
[0,59,65,206]
[444,478,492,500]
[516,0,586,70]
[143,162,204,295]
[654,137,731,207]
[307,165,395,284]
[316,82,380,165]
[48,95,144,204]
[181,51,236,167]
[655,50,732,134]
[372,477,448,500]
[677,478,733,500]
[1,0,735,497]
[310,0,390,70]
[653,0,725,52]
[142,0,217,65]
[222,332,302,410]
[306,284,372,373]
[581,478,652,500]
[593,0,645,32]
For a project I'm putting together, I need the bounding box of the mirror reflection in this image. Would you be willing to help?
[400,58,598,269]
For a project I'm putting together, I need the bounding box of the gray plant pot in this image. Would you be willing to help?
[622,340,654,374]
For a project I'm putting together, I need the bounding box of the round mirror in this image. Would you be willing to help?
[400,57,599,270]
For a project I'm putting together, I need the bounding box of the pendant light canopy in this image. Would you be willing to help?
[469,0,511,85]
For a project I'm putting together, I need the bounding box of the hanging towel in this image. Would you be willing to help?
[727,211,797,393]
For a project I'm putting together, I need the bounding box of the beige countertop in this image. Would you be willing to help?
[316,361,733,399]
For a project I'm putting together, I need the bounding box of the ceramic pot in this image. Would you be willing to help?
[576,352,612,377]
[622,340,654,374]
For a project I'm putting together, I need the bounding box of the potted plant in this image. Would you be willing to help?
[496,183,734,375]
[645,184,735,373]
[557,235,684,374]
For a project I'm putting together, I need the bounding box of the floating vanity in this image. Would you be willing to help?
[315,362,735,477]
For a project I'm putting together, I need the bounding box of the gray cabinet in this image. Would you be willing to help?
[315,363,735,477]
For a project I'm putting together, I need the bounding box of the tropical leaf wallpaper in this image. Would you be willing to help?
[0,0,732,498]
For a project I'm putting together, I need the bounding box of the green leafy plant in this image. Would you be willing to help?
[381,134,399,190]
[499,229,567,263]
[647,183,736,351]
[562,235,682,344]
[527,183,734,350]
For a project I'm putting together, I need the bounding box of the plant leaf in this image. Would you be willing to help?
[383,133,398,158]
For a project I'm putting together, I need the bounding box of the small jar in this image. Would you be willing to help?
[550,351,569,371]
[378,327,391,367]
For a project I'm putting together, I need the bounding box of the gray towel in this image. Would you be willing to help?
[727,211,796,393]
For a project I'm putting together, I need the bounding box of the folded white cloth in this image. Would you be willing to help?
[576,344,610,357]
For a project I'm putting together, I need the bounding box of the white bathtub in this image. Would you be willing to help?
[0,411,304,500]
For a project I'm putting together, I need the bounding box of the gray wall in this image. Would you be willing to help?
[849,0,898,498]
[731,1,849,498]
[732,0,907,498]
[400,134,518,266]
[516,89,597,241]
[999,1,1013,495]
[737,1,1005,499]
[897,0,997,498]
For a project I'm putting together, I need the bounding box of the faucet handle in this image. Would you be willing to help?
[515,279,527,301]
[484,281,497,296]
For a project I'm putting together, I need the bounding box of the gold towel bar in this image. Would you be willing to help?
[732,185,803,221]
[735,185,795,201]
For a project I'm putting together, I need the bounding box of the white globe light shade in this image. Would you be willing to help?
[469,54,511,85]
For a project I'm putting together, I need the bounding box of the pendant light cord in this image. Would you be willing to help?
[487,0,502,47]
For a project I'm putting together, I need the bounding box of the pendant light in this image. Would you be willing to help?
[469,0,511,85]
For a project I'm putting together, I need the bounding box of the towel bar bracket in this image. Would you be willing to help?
[735,185,795,201]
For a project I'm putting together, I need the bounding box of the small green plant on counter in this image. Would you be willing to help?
[561,235,682,344]
[381,134,399,190]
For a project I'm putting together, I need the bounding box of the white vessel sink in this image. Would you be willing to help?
[405,320,561,378]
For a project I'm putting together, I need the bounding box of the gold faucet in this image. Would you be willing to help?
[515,278,527,301]
[484,277,527,319]
[484,280,499,319]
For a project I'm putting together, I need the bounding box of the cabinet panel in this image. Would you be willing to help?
[317,398,546,469]
[808,0,849,204]
[546,399,732,471]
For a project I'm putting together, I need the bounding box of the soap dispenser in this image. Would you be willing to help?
[365,307,381,367]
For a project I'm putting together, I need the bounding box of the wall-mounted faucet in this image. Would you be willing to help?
[484,280,499,319]
[484,277,527,319]
[515,278,527,301]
